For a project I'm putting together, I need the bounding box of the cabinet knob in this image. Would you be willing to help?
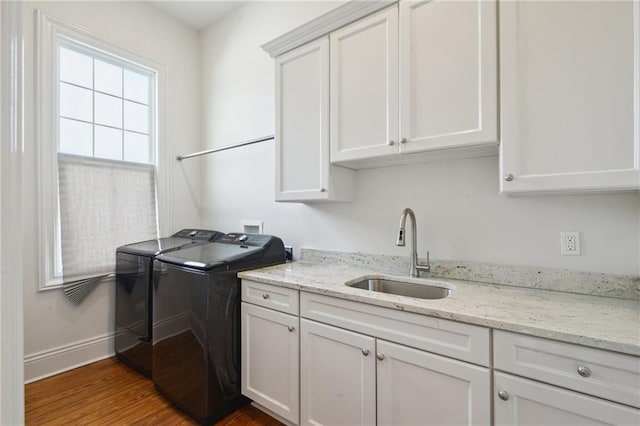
[504,173,514,182]
[577,365,591,378]
[320,188,327,193]
[262,293,269,300]
[362,348,369,356]
[288,326,295,332]
[498,390,510,401]
[376,353,385,361]
[388,140,395,146]
[400,137,407,144]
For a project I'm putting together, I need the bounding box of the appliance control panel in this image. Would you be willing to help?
[219,233,273,247]
[172,229,224,241]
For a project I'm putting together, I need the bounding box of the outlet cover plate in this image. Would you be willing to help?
[560,232,581,256]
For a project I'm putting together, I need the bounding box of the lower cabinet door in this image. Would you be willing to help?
[494,372,640,426]
[376,339,491,426]
[241,302,299,424]
[300,318,376,426]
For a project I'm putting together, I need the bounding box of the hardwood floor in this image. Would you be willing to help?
[25,357,283,425]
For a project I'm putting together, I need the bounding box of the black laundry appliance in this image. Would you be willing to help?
[152,233,286,424]
[115,229,224,377]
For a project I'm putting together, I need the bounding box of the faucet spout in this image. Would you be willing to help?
[396,208,430,278]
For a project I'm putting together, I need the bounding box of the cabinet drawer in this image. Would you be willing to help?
[241,280,299,315]
[301,292,490,366]
[494,330,640,408]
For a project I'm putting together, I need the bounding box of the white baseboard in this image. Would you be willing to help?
[24,332,115,384]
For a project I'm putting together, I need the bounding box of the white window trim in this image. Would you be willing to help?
[36,10,171,290]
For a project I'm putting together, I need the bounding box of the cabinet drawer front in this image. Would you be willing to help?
[301,292,490,366]
[241,280,299,315]
[494,330,640,408]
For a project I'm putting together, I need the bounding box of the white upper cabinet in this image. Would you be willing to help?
[274,37,354,202]
[499,0,640,194]
[330,6,399,162]
[399,0,497,153]
[330,0,498,166]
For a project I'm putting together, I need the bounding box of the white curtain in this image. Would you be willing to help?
[57,153,158,282]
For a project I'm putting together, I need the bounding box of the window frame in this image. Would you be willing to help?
[36,10,171,290]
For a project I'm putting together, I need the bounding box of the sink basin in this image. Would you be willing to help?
[346,276,452,300]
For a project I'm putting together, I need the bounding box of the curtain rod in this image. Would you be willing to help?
[176,135,275,161]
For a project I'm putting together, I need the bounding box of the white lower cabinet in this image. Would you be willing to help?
[241,302,299,424]
[377,339,490,425]
[494,372,640,425]
[300,319,376,426]
[300,318,490,426]
[493,330,640,426]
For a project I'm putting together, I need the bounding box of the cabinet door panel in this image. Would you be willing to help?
[494,372,640,425]
[377,339,490,426]
[330,6,399,162]
[241,303,299,423]
[275,37,329,201]
[399,0,497,152]
[300,319,376,426]
[500,0,640,194]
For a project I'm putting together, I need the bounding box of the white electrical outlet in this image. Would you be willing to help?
[560,232,581,256]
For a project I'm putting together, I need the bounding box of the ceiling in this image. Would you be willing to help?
[148,1,242,31]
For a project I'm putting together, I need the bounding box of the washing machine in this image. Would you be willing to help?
[152,233,286,424]
[115,229,224,377]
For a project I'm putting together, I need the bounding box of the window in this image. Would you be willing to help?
[37,11,167,290]
[58,42,153,163]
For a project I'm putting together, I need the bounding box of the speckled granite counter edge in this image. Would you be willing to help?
[301,248,640,300]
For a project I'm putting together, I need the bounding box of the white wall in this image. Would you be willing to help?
[200,2,640,277]
[21,1,202,378]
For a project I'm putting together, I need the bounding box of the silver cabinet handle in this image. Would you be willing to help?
[577,365,591,377]
[400,137,407,144]
[262,293,269,300]
[320,188,327,192]
[288,326,295,332]
[388,140,395,146]
[376,353,385,361]
[498,390,510,401]
[362,348,369,356]
[504,174,514,182]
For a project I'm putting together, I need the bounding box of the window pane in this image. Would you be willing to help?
[60,82,93,122]
[95,60,122,97]
[95,93,122,128]
[59,47,93,89]
[124,131,150,163]
[95,125,123,160]
[59,118,92,156]
[124,70,149,104]
[124,101,149,133]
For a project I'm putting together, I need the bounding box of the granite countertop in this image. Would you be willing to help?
[239,260,640,357]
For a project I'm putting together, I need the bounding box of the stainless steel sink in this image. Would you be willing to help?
[346,276,452,300]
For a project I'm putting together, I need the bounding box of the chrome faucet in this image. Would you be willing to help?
[396,208,430,278]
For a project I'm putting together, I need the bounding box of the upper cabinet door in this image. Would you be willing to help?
[330,6,399,162]
[500,0,640,194]
[275,37,330,201]
[399,0,498,154]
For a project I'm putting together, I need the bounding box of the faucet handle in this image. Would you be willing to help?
[416,251,431,273]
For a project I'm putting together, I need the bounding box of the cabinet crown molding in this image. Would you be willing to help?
[261,0,396,58]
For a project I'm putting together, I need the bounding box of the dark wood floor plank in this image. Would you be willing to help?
[25,357,281,426]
